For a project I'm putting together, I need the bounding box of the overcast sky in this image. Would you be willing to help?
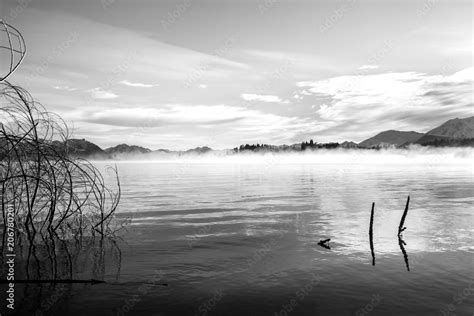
[1,0,472,150]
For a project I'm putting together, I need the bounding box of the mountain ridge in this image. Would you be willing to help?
[358,130,424,148]
[10,116,470,158]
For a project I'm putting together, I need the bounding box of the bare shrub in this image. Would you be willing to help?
[0,80,123,279]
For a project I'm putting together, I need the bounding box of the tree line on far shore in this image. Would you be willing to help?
[233,139,343,153]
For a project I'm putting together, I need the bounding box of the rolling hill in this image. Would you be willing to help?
[105,144,152,157]
[416,116,474,145]
[358,131,424,148]
[61,138,106,157]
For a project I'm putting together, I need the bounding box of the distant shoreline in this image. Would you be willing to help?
[59,116,474,159]
[86,146,474,164]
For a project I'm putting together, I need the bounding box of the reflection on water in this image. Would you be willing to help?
[91,161,471,315]
[6,159,473,315]
[109,162,473,256]
[0,238,122,315]
[398,236,410,271]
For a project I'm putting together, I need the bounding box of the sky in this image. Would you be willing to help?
[1,0,472,150]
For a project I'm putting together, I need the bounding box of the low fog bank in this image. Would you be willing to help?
[91,146,474,165]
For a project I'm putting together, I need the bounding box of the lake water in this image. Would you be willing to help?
[10,151,474,315]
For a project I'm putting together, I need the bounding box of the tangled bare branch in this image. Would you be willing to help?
[0,80,122,279]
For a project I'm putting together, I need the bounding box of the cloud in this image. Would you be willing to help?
[14,8,473,149]
[80,104,332,145]
[119,80,159,88]
[241,49,346,73]
[296,67,474,141]
[83,104,307,128]
[87,87,119,99]
[53,85,77,91]
[83,104,246,127]
[17,8,250,89]
[358,65,379,70]
[241,93,284,103]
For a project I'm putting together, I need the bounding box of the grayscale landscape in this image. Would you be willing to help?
[0,0,472,315]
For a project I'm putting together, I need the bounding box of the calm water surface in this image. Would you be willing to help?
[16,159,474,315]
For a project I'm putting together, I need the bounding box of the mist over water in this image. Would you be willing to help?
[69,147,474,315]
[95,146,474,165]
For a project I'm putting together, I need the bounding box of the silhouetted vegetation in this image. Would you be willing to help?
[234,140,342,153]
[0,81,123,281]
[419,138,474,147]
[301,140,340,150]
[234,143,274,152]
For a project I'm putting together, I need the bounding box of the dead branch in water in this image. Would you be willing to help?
[398,196,410,236]
[369,202,375,266]
[317,238,331,249]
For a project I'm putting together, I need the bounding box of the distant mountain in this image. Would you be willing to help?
[421,116,474,142]
[340,141,359,149]
[427,116,474,138]
[416,116,474,146]
[154,149,171,153]
[359,131,423,148]
[105,144,152,156]
[184,146,212,154]
[62,138,106,157]
[5,115,472,161]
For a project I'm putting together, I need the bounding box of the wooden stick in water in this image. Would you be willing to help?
[398,196,410,236]
[369,202,375,266]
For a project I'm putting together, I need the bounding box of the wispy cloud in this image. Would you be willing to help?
[83,104,245,126]
[241,93,284,103]
[53,85,77,91]
[12,3,472,149]
[119,80,159,88]
[80,103,331,145]
[296,67,474,141]
[87,87,119,99]
[241,49,345,73]
[358,65,379,70]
